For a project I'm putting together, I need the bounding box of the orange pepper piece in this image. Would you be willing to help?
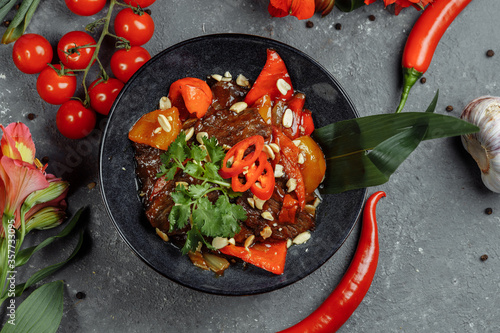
[168,77,212,118]
[128,107,182,150]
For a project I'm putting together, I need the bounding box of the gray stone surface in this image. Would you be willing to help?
[1,0,499,332]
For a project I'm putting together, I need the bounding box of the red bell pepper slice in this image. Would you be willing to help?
[219,135,265,179]
[244,49,294,106]
[299,109,314,137]
[273,127,306,209]
[168,77,212,118]
[231,152,267,193]
[219,241,288,275]
[278,194,299,224]
[250,159,275,201]
[282,93,305,140]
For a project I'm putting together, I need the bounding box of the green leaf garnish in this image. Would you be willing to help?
[160,134,245,254]
[314,91,479,193]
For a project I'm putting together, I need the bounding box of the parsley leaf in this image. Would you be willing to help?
[159,132,247,254]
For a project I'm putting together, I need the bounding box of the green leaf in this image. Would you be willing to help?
[215,196,244,236]
[14,230,84,298]
[184,161,203,177]
[181,228,205,255]
[1,281,64,333]
[2,0,41,44]
[188,183,211,199]
[203,137,226,166]
[16,208,83,267]
[168,204,191,231]
[0,0,17,23]
[190,144,206,163]
[203,163,223,182]
[335,0,365,12]
[314,93,479,193]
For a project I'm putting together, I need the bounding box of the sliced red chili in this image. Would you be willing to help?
[273,127,306,208]
[300,109,315,136]
[282,93,305,139]
[231,152,267,193]
[250,159,275,201]
[219,241,288,275]
[219,135,265,178]
[244,49,294,106]
[278,194,299,224]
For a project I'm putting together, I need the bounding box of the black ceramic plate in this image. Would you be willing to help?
[100,34,366,296]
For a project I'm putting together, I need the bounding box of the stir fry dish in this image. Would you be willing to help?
[128,49,326,275]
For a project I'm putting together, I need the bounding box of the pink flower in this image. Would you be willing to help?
[268,0,315,20]
[0,123,36,164]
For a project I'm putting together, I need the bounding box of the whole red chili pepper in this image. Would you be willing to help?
[279,191,386,333]
[395,0,472,113]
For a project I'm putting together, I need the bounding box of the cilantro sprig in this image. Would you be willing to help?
[158,132,247,255]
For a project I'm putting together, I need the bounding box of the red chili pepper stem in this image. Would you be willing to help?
[279,191,386,333]
[395,67,423,113]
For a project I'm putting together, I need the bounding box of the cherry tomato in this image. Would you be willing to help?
[123,0,156,7]
[65,0,106,16]
[114,8,154,46]
[56,100,96,139]
[57,31,96,70]
[12,34,53,74]
[89,78,124,115]
[110,46,151,83]
[36,65,77,105]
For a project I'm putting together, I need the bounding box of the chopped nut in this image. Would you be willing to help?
[253,195,266,210]
[293,231,311,245]
[156,228,169,242]
[159,96,172,110]
[211,74,223,81]
[298,153,305,164]
[184,127,194,141]
[227,156,234,167]
[277,78,291,96]
[286,178,297,192]
[263,145,275,160]
[157,114,172,132]
[274,164,284,178]
[269,143,280,153]
[228,238,236,245]
[175,181,189,189]
[224,71,232,79]
[222,144,232,150]
[304,204,316,215]
[260,226,272,239]
[292,139,301,147]
[313,197,321,208]
[230,101,248,113]
[247,197,255,208]
[286,239,293,248]
[154,127,162,134]
[196,131,208,144]
[87,182,96,190]
[261,211,274,221]
[236,74,250,87]
[282,108,293,128]
[212,237,229,250]
[244,235,255,248]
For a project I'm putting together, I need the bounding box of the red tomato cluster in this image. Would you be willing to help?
[10,0,156,139]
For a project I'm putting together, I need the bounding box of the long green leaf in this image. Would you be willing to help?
[1,0,40,44]
[14,230,84,298]
[0,0,16,23]
[1,281,64,333]
[315,93,479,193]
[15,208,84,267]
[335,0,365,12]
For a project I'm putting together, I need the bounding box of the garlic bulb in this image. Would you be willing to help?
[461,96,500,192]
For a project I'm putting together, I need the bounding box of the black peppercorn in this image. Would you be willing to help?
[485,207,493,215]
[368,15,376,21]
[335,23,342,30]
[76,292,86,299]
[144,8,152,15]
[480,254,488,261]
[445,105,454,112]
[27,113,36,120]
[306,21,314,28]
[486,50,495,57]
[41,156,49,164]
[420,77,426,84]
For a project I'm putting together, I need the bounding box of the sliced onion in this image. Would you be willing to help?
[188,251,209,270]
[203,252,230,275]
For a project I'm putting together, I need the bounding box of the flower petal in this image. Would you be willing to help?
[268,0,290,17]
[290,0,315,20]
[1,123,36,164]
[0,156,49,218]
